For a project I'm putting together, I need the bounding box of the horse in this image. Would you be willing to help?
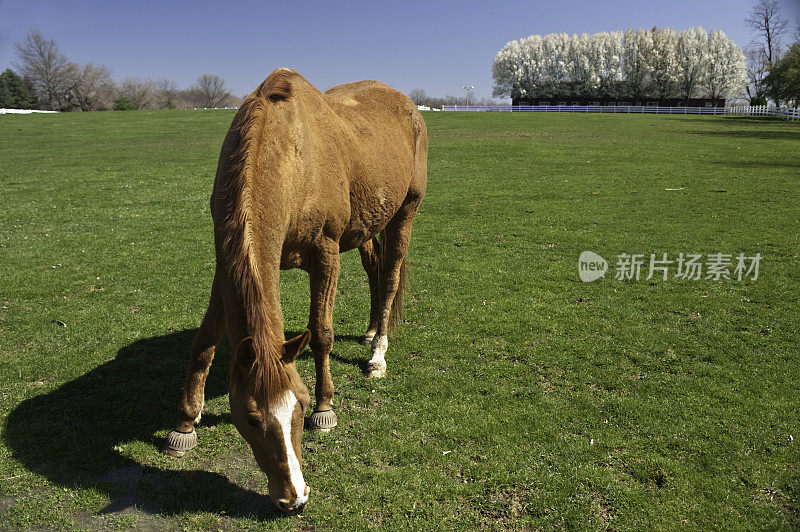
[163,68,427,514]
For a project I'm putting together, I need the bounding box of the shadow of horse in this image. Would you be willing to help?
[3,329,284,521]
[291,330,371,374]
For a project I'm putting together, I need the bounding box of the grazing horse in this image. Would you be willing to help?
[164,68,427,514]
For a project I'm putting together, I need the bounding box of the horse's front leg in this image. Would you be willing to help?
[307,242,340,432]
[164,273,225,457]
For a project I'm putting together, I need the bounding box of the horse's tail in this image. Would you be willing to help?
[379,230,406,333]
[391,256,407,332]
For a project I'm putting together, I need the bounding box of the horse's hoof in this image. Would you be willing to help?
[163,429,198,458]
[365,363,387,379]
[309,409,337,432]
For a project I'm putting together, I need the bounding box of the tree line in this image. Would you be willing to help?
[491,27,747,103]
[406,88,501,108]
[0,30,240,111]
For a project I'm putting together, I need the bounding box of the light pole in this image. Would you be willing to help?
[463,85,474,107]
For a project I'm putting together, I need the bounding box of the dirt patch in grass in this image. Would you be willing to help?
[70,509,162,532]
[479,485,534,527]
[757,486,800,526]
[590,491,617,527]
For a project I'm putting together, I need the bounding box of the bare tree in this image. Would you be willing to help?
[228,94,244,108]
[155,78,178,109]
[13,29,70,110]
[407,88,427,105]
[191,73,231,108]
[119,77,154,110]
[745,0,788,66]
[744,46,769,104]
[65,63,116,111]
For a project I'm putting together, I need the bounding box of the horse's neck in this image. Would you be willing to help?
[228,121,290,344]
[246,180,290,341]
[252,251,284,342]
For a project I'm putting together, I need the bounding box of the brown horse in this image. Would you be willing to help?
[164,68,427,514]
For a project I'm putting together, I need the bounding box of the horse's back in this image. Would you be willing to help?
[325,80,412,113]
[321,81,427,252]
[325,80,424,147]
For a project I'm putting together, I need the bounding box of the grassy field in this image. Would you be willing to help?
[1,109,799,530]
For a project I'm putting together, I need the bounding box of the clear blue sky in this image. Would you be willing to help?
[1,0,798,102]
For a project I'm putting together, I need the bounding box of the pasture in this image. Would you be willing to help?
[1,109,798,530]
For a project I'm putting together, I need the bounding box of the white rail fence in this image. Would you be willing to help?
[0,108,59,114]
[726,105,800,120]
[438,104,800,120]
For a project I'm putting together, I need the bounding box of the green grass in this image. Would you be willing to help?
[1,109,799,530]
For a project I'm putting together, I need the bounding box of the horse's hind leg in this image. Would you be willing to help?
[358,236,381,346]
[164,273,225,457]
[307,241,340,432]
[366,194,422,379]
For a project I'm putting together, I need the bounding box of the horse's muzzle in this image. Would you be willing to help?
[275,498,306,515]
[275,485,310,514]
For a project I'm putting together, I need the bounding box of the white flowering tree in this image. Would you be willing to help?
[491,40,520,98]
[568,33,598,97]
[648,28,679,100]
[539,33,571,98]
[676,27,708,100]
[621,29,654,100]
[517,35,546,97]
[703,30,748,100]
[591,31,624,99]
[492,36,545,99]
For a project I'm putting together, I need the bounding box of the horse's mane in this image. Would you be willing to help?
[221,92,290,406]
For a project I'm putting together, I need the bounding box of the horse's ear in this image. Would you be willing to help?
[234,337,256,371]
[282,329,311,363]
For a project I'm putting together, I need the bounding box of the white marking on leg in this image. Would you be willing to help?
[368,335,388,374]
[272,390,308,507]
[370,334,388,351]
[193,398,205,425]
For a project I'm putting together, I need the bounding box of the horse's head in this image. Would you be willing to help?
[229,330,312,514]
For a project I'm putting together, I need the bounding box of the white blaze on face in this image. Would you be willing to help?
[272,390,308,507]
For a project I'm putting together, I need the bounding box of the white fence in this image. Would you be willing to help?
[726,105,800,120]
[0,108,59,114]
[439,104,800,120]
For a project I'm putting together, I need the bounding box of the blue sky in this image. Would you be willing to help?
[1,0,798,102]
